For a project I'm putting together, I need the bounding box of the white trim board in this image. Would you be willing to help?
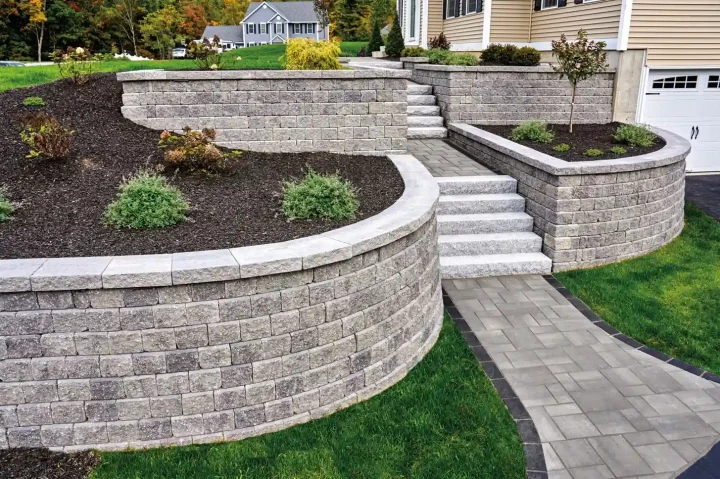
[617,0,633,51]
[421,0,430,48]
[451,42,484,52]
[481,0,492,49]
[243,2,290,23]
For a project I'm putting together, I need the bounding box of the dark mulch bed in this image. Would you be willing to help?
[0,75,404,259]
[479,122,666,162]
[0,448,99,479]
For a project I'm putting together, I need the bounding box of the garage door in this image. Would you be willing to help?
[642,70,720,173]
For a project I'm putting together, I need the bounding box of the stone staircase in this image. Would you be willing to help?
[437,176,552,278]
[407,82,447,139]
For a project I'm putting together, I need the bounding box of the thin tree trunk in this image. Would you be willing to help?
[36,24,44,62]
[569,82,576,133]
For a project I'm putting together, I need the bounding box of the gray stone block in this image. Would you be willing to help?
[7,426,42,448]
[52,310,88,333]
[234,404,265,428]
[41,424,74,447]
[108,330,144,354]
[172,413,205,437]
[65,356,100,379]
[182,391,215,415]
[41,333,76,356]
[240,316,271,341]
[214,386,246,410]
[31,257,112,292]
[37,292,73,310]
[154,304,187,328]
[21,381,58,403]
[57,379,91,401]
[142,329,176,352]
[85,400,119,422]
[138,418,172,441]
[231,340,262,365]
[132,352,166,375]
[175,325,209,349]
[265,398,293,422]
[0,406,18,428]
[208,321,241,346]
[100,354,134,377]
[246,381,275,405]
[51,401,86,424]
[251,292,282,317]
[107,420,140,442]
[122,288,159,307]
[271,310,299,336]
[189,368,221,392]
[1,292,38,311]
[150,395,182,418]
[0,359,32,382]
[117,398,151,420]
[6,335,42,358]
[120,307,155,330]
[166,349,200,373]
[0,383,25,405]
[187,301,220,325]
[156,372,190,396]
[90,378,126,400]
[291,328,319,352]
[75,332,110,355]
[220,364,252,388]
[203,410,235,433]
[17,403,53,426]
[124,375,158,399]
[31,357,67,380]
[199,345,232,369]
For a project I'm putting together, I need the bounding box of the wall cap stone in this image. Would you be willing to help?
[400,57,429,63]
[448,123,690,176]
[413,64,617,73]
[116,69,412,82]
[0,155,438,293]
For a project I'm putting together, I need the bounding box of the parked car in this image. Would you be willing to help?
[0,61,25,66]
[171,48,186,58]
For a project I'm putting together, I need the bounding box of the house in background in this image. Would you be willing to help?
[201,25,245,50]
[401,0,720,172]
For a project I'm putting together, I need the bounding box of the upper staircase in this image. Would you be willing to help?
[407,82,447,139]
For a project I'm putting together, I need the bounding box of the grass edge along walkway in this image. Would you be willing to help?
[557,202,720,375]
[91,315,525,479]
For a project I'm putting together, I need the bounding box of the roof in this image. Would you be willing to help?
[201,26,244,43]
[245,1,320,23]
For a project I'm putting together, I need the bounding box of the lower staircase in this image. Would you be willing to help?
[437,176,552,278]
[407,82,447,139]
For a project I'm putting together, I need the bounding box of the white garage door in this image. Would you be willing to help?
[642,70,720,173]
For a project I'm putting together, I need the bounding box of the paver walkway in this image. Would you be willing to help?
[444,275,720,479]
[407,139,493,177]
[686,175,720,222]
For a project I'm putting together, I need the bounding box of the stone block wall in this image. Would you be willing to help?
[448,124,690,271]
[410,65,615,125]
[0,156,441,451]
[117,70,411,155]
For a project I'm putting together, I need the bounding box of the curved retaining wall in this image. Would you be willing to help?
[448,124,690,271]
[0,155,442,451]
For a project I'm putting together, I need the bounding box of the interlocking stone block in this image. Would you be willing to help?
[234,404,265,428]
[138,417,172,441]
[203,410,235,434]
[65,356,100,379]
[100,354,134,377]
[124,375,158,399]
[85,400,119,422]
[117,398,151,420]
[187,301,221,325]
[172,414,204,437]
[90,378,125,400]
[246,381,275,405]
[189,368,221,392]
[41,424,74,447]
[51,401,86,424]
[208,321,241,346]
[21,381,57,403]
[156,372,190,396]
[150,395,182,418]
[17,403,52,426]
[107,420,140,442]
[7,426,42,448]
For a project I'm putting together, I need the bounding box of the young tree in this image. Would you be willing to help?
[384,12,404,57]
[140,4,182,59]
[313,0,334,32]
[367,20,383,53]
[22,0,47,62]
[551,29,608,133]
[116,0,141,55]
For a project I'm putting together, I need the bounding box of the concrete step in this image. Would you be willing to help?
[407,127,448,139]
[407,83,433,95]
[408,94,436,106]
[440,253,552,279]
[407,116,444,128]
[438,212,534,235]
[436,176,517,195]
[439,232,542,256]
[408,105,441,116]
[438,193,525,214]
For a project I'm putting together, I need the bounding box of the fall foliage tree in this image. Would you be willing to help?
[221,0,250,25]
[21,0,47,62]
[139,4,182,59]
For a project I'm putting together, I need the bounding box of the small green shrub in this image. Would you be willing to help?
[187,36,235,70]
[447,53,479,66]
[584,148,604,157]
[481,44,540,66]
[19,113,74,160]
[23,96,45,107]
[51,46,104,85]
[367,21,384,53]
[385,14,405,57]
[285,38,342,70]
[104,171,190,229]
[401,46,426,57]
[426,49,453,64]
[610,146,627,155]
[282,167,359,221]
[553,143,571,153]
[510,121,554,144]
[613,124,656,148]
[428,32,451,50]
[513,46,541,66]
[0,188,15,224]
[426,49,478,66]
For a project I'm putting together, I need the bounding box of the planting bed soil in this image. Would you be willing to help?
[0,448,99,479]
[480,123,666,162]
[0,75,404,259]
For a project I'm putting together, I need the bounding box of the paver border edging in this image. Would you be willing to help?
[442,290,548,479]
[0,155,438,293]
[543,274,720,385]
[115,69,413,81]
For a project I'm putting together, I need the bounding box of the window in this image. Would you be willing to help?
[293,23,301,34]
[709,75,720,89]
[446,0,456,18]
[274,23,285,34]
[246,23,255,34]
[409,0,417,38]
[542,0,558,8]
[652,75,698,89]
[467,0,477,13]
[260,23,267,34]
[306,23,316,34]
[248,42,256,47]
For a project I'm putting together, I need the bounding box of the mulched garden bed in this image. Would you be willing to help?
[0,448,99,479]
[479,122,666,162]
[0,75,404,259]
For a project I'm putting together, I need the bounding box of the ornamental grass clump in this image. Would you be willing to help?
[19,113,74,160]
[510,120,554,144]
[613,124,656,148]
[104,171,189,229]
[0,188,15,224]
[282,167,359,221]
[23,96,45,107]
[285,38,342,70]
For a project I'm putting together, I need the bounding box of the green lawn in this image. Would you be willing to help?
[91,315,525,479]
[0,42,365,92]
[557,202,720,375]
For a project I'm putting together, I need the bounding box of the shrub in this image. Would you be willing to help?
[104,171,189,229]
[23,96,45,107]
[187,36,238,70]
[367,21,384,53]
[401,46,426,58]
[513,46,541,66]
[613,124,656,148]
[447,53,479,66]
[426,49,478,66]
[481,44,518,65]
[357,45,368,57]
[510,121,554,144]
[19,113,74,160]
[51,47,104,85]
[584,148,604,157]
[285,38,342,70]
[428,32,451,50]
[159,127,238,172]
[553,143,571,153]
[610,146,627,155]
[282,167,359,221]
[0,188,15,224]
[384,14,405,57]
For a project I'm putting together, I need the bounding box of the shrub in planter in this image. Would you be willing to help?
[426,49,453,64]
[610,146,627,155]
[23,96,45,107]
[401,46,426,57]
[367,21,384,53]
[51,47,104,85]
[481,44,517,65]
[104,171,190,229]
[282,167,359,221]
[0,188,15,224]
[510,121,554,144]
[428,32,451,50]
[159,127,238,172]
[613,124,656,148]
[19,113,74,160]
[553,143,571,153]
[285,38,342,70]
[584,148,604,157]
[384,14,405,57]
[447,53,479,66]
[512,46,541,66]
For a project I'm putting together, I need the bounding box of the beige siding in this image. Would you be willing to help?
[530,0,621,42]
[427,0,444,39]
[629,0,720,66]
[444,12,484,44]
[490,0,532,42]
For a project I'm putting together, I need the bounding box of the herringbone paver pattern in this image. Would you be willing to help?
[444,276,720,479]
[407,139,493,177]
